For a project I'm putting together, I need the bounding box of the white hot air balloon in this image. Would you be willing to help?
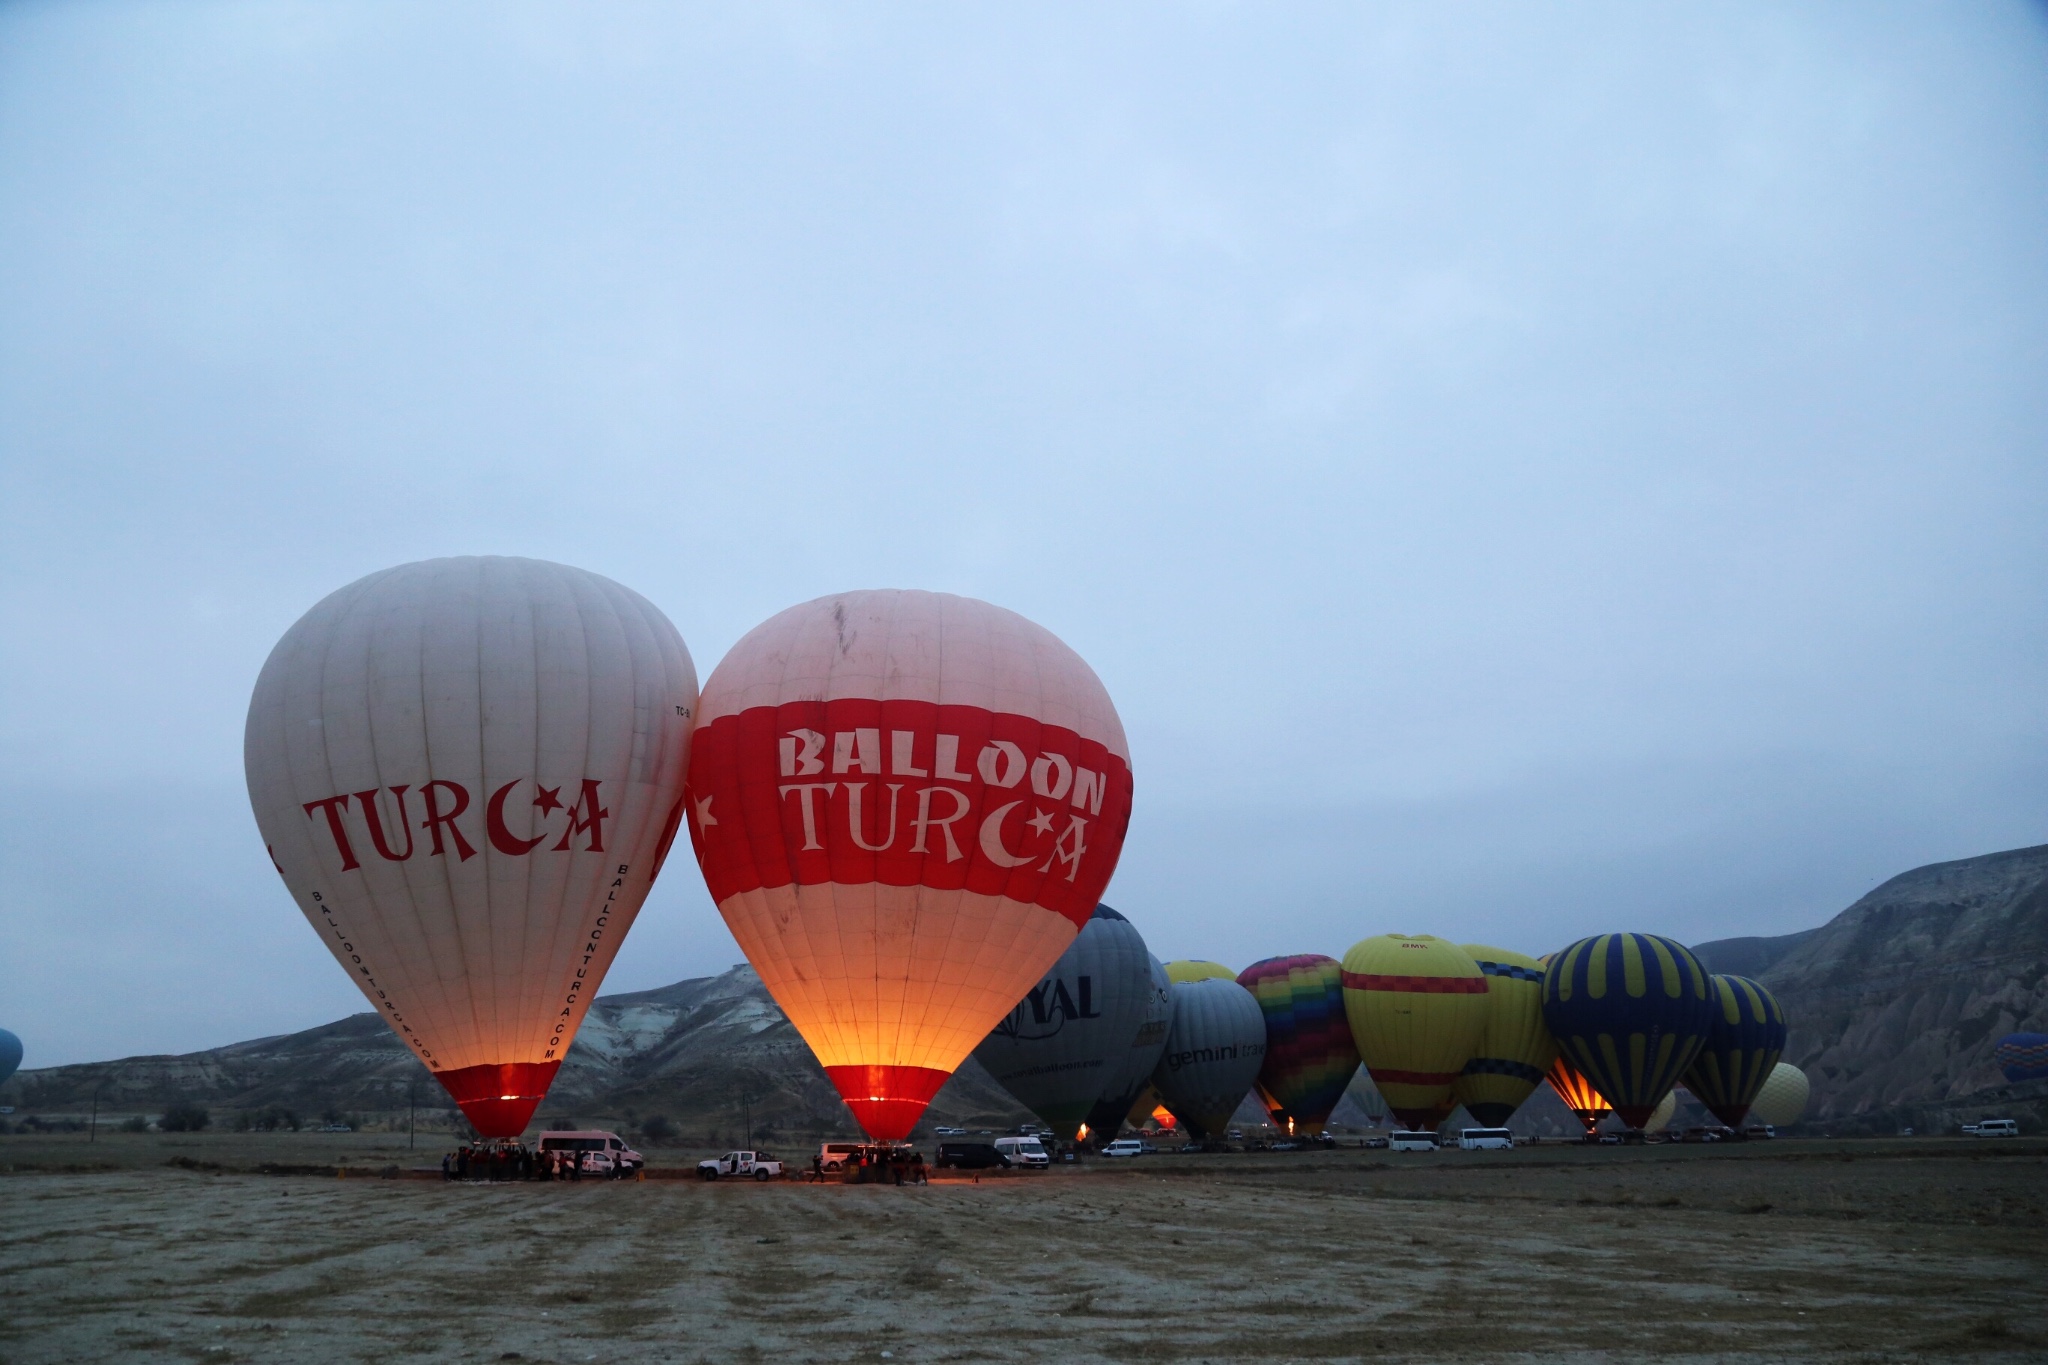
[244,557,697,1138]
[1748,1062,1811,1128]
[1152,976,1267,1139]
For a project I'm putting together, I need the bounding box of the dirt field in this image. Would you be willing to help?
[2,1134,2044,1364]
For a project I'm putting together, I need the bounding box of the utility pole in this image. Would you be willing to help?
[88,1077,102,1144]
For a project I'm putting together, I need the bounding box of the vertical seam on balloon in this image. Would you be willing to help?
[557,567,602,1083]
[518,561,548,1069]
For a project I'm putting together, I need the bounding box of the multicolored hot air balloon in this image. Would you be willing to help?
[244,557,698,1137]
[1083,953,1173,1141]
[684,590,1134,1140]
[973,905,1159,1140]
[1453,945,1558,1128]
[1748,1061,1810,1127]
[0,1029,20,1090]
[1341,935,1488,1130]
[1237,955,1358,1135]
[1542,933,1713,1129]
[1165,960,1235,984]
[1546,1056,1611,1136]
[1994,1032,2048,1084]
[1681,975,1788,1128]
[1152,976,1267,1138]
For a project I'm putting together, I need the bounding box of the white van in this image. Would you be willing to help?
[1458,1127,1514,1150]
[1972,1119,2019,1138]
[1101,1138,1144,1159]
[994,1136,1050,1169]
[1388,1131,1438,1152]
[818,1141,863,1172]
[536,1130,643,1175]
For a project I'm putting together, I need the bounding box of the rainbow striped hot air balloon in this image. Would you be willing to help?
[1453,945,1559,1128]
[1994,1033,2048,1084]
[1237,955,1360,1135]
[1681,975,1788,1128]
[1341,935,1488,1131]
[1542,933,1714,1130]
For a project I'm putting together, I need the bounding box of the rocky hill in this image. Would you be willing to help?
[1694,843,2048,1131]
[13,845,2045,1142]
[3,965,1031,1143]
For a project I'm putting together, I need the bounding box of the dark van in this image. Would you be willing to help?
[934,1141,1006,1170]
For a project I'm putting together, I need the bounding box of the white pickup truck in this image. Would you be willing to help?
[697,1150,784,1181]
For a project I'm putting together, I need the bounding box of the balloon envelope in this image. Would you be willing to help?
[1453,944,1558,1128]
[973,904,1159,1140]
[1748,1062,1810,1127]
[684,590,1133,1140]
[1681,975,1788,1128]
[1542,933,1714,1129]
[1165,960,1235,984]
[1237,954,1358,1133]
[1341,935,1489,1130]
[1152,977,1267,1138]
[0,1029,20,1089]
[244,557,697,1138]
[1084,953,1174,1141]
[1994,1032,2048,1084]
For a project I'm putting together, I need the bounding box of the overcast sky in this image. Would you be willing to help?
[3,3,2045,1067]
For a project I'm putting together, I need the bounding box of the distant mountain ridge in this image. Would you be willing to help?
[12,846,2045,1137]
[6,965,1031,1140]
[1696,844,2048,1129]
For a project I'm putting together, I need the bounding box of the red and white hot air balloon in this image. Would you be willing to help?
[244,557,697,1138]
[684,590,1133,1139]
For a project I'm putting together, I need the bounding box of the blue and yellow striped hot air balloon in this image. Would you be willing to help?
[1681,975,1787,1128]
[1541,933,1713,1130]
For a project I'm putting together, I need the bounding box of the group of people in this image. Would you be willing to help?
[812,1146,929,1185]
[441,1143,596,1181]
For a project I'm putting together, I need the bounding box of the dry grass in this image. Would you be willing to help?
[0,1136,2044,1362]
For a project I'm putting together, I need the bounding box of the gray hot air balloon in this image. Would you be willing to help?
[1084,952,1174,1141]
[973,904,1162,1141]
[1152,976,1267,1139]
[0,1029,20,1089]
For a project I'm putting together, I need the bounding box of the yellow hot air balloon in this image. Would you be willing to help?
[1452,944,1559,1128]
[1164,960,1235,984]
[1341,935,1488,1129]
